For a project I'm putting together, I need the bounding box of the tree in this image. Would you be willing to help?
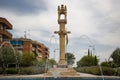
[88,49,90,56]
[94,56,98,65]
[35,59,46,67]
[77,55,99,67]
[15,49,22,64]
[20,52,36,66]
[0,47,19,68]
[35,59,57,69]
[65,52,75,65]
[32,46,38,57]
[101,61,111,67]
[111,48,120,67]
[48,59,57,67]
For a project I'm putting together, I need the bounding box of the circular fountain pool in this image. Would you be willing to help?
[0,77,120,80]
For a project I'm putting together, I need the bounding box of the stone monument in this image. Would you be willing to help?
[45,4,80,77]
[54,4,70,66]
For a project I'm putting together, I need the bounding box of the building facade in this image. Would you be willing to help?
[10,38,49,60]
[0,17,12,44]
[0,17,49,60]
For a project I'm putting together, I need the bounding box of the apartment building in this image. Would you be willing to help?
[0,17,49,60]
[10,38,49,60]
[0,17,12,44]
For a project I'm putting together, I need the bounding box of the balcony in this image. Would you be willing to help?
[0,30,12,39]
[0,17,12,29]
[14,46,23,50]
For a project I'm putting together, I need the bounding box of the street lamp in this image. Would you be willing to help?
[53,48,59,60]
[79,35,96,55]
[50,35,58,59]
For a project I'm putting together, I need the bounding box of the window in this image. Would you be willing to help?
[0,25,3,30]
[0,35,3,41]
[3,26,6,30]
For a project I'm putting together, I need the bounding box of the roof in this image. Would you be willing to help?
[11,38,49,49]
[0,17,13,29]
[11,38,32,41]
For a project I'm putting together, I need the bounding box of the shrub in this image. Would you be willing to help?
[77,55,99,67]
[101,67,115,76]
[101,62,111,67]
[0,67,3,74]
[117,69,120,76]
[19,66,45,75]
[20,67,33,75]
[5,68,18,74]
[76,66,100,75]
[88,66,100,75]
[114,68,120,76]
[76,66,115,76]
[20,52,36,67]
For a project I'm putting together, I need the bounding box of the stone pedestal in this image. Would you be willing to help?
[45,67,80,77]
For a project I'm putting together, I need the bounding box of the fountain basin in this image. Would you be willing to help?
[45,67,80,77]
[0,77,120,80]
[0,73,120,80]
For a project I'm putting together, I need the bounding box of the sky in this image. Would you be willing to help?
[0,0,120,66]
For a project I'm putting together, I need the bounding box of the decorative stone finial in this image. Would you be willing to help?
[58,4,67,24]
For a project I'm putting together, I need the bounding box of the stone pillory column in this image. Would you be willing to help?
[45,4,80,77]
[54,4,71,66]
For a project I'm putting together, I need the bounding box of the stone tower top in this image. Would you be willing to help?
[58,4,67,24]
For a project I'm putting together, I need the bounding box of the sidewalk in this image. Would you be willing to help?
[0,72,119,78]
[80,73,98,77]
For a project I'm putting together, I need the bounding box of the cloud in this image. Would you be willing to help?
[0,0,47,15]
[0,0,120,65]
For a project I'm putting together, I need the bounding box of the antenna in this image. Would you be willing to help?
[24,31,27,38]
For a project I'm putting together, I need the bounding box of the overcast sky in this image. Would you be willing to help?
[0,0,120,66]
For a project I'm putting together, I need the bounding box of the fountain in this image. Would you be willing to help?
[0,4,120,80]
[79,35,105,80]
[99,64,105,80]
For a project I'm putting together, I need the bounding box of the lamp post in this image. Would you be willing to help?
[50,35,58,59]
[53,48,59,61]
[79,35,95,56]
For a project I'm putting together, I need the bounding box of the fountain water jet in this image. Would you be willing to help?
[99,64,105,80]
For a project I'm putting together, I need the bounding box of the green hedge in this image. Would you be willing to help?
[0,66,46,75]
[75,66,115,76]
[118,69,120,76]
[102,67,115,76]
[0,67,3,74]
[5,68,19,74]
[19,66,46,75]
[75,66,100,75]
[115,68,120,76]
